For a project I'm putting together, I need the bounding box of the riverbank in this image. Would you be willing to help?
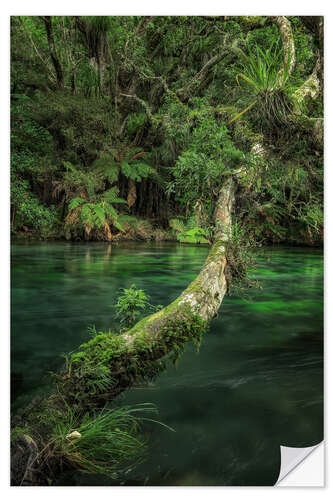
[11,228,323,248]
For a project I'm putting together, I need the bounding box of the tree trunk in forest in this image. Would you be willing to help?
[11,177,235,486]
[127,178,137,209]
[273,16,296,85]
[42,16,64,89]
[292,55,322,111]
[272,16,323,148]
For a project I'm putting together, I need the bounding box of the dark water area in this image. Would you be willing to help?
[11,241,323,486]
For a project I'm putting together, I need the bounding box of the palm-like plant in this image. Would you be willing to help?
[66,186,126,241]
[60,152,155,240]
[94,147,156,209]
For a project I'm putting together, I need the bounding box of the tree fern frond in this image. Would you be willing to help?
[132,161,156,178]
[93,204,106,226]
[120,161,136,179]
[112,218,125,232]
[121,161,156,181]
[81,203,94,221]
[104,165,119,183]
[103,187,126,204]
[68,197,85,211]
[93,154,119,183]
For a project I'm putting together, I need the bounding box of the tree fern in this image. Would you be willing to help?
[120,160,155,181]
[169,217,209,244]
[92,150,157,213]
[66,196,125,239]
[102,187,126,204]
[93,154,119,183]
[68,197,85,211]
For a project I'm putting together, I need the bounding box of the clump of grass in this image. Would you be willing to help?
[230,39,293,132]
[50,403,169,478]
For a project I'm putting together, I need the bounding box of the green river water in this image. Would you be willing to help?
[11,242,323,486]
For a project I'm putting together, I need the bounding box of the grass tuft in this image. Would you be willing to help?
[50,403,164,477]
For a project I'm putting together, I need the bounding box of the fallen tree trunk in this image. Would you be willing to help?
[11,177,235,486]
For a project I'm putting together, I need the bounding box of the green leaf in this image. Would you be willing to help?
[69,197,85,211]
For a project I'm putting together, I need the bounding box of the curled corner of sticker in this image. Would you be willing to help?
[275,442,324,486]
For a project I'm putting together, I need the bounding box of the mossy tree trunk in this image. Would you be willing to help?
[273,16,296,85]
[11,177,236,486]
[274,16,324,148]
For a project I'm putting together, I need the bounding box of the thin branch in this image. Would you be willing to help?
[176,47,236,100]
[119,93,154,122]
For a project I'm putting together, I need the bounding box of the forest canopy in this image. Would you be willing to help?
[10,16,323,246]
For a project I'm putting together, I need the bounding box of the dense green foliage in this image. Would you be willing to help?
[11,16,323,246]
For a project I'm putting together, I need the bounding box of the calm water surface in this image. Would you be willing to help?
[11,241,323,486]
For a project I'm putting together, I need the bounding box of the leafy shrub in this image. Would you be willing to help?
[11,178,57,236]
[167,115,243,221]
